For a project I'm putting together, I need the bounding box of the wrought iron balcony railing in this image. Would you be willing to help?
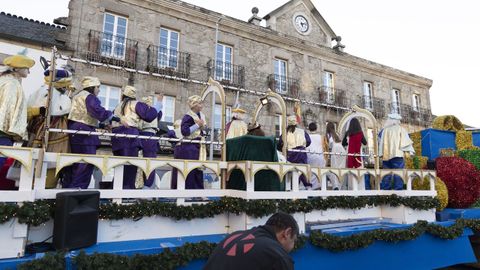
[207,60,245,88]
[147,45,191,79]
[318,86,349,108]
[267,74,300,97]
[388,103,432,126]
[360,95,385,119]
[86,30,138,69]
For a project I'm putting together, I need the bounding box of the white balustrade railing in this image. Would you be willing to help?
[0,146,437,203]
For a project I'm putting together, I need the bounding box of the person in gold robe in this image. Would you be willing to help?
[379,113,415,190]
[225,107,248,139]
[27,66,73,153]
[0,53,35,168]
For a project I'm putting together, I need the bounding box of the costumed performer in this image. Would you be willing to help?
[111,86,162,189]
[379,113,414,190]
[0,52,34,167]
[176,95,206,189]
[65,76,119,189]
[277,115,312,188]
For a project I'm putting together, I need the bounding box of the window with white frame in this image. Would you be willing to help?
[412,94,420,111]
[391,89,401,114]
[363,81,373,110]
[274,59,288,93]
[323,71,335,103]
[275,114,283,137]
[158,28,179,69]
[156,96,175,123]
[214,104,232,130]
[102,13,128,59]
[215,44,233,81]
[98,85,121,111]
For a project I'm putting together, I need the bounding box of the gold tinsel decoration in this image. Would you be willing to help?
[405,156,428,169]
[432,115,464,132]
[439,148,456,157]
[409,132,422,155]
[456,130,476,150]
[412,176,449,211]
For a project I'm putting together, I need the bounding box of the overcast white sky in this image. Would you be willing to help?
[2,0,479,126]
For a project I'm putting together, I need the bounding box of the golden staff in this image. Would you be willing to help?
[34,46,58,178]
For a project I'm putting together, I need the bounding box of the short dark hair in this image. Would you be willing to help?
[308,122,317,132]
[265,212,299,236]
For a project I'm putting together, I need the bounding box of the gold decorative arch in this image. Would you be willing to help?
[201,78,227,161]
[252,89,288,157]
[338,105,379,171]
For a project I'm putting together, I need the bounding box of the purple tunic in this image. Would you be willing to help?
[65,94,112,189]
[111,102,159,151]
[68,94,113,146]
[175,113,204,189]
[141,131,159,187]
[111,101,160,189]
[278,131,312,187]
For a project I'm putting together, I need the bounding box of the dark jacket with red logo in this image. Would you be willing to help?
[203,225,294,270]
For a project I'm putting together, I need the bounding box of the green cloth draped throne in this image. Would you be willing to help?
[226,135,284,191]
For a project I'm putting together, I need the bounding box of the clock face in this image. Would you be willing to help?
[294,15,309,33]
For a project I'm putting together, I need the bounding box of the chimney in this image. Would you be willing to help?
[248,7,262,26]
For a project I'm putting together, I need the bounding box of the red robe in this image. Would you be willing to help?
[346,132,364,168]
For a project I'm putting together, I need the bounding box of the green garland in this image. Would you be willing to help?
[458,149,480,171]
[0,196,439,226]
[18,219,480,269]
[18,252,65,270]
[309,218,480,252]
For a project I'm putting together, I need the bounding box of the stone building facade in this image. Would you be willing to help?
[61,0,433,145]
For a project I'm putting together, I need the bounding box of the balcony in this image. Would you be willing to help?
[207,60,245,88]
[360,95,385,120]
[146,45,191,79]
[410,108,432,127]
[389,103,432,126]
[318,86,349,108]
[86,30,138,69]
[267,74,300,97]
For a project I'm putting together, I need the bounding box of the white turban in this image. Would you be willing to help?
[188,95,202,109]
[287,115,298,126]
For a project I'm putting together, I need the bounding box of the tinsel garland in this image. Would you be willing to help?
[412,176,449,211]
[18,219,480,269]
[436,157,480,208]
[409,132,422,156]
[458,149,480,171]
[405,156,428,170]
[309,218,480,252]
[456,130,475,150]
[0,196,440,226]
[432,115,464,132]
[99,196,440,221]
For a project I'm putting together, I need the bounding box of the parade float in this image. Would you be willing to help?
[0,51,479,270]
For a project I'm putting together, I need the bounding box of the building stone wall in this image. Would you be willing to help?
[64,0,433,137]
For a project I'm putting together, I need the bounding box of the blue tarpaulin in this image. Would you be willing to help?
[473,132,480,148]
[421,128,456,160]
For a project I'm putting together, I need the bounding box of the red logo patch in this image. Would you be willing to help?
[223,232,256,257]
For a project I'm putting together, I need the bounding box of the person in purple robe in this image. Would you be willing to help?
[111,86,162,189]
[277,115,312,188]
[65,76,119,189]
[175,95,206,189]
[139,95,163,188]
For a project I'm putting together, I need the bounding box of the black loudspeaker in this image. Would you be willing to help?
[53,191,100,250]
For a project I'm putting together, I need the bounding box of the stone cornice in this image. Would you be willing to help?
[121,0,433,89]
